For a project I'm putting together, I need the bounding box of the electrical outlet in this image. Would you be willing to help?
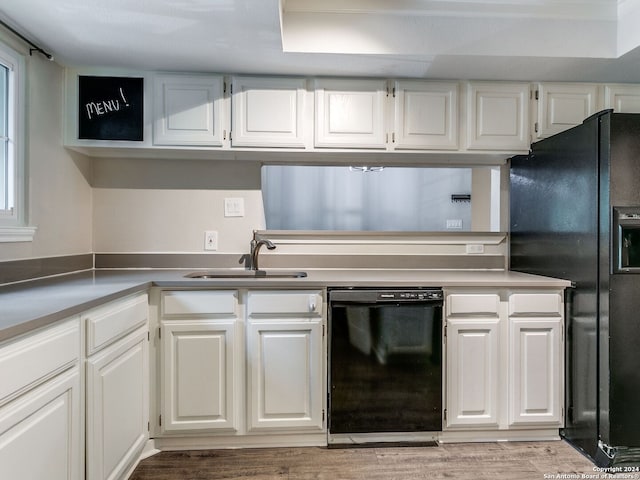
[224,197,245,217]
[466,244,485,254]
[204,231,218,251]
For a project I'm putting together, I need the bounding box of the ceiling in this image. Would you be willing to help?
[1,0,640,82]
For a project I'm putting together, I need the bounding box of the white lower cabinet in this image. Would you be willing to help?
[446,318,500,428]
[157,288,326,440]
[247,320,323,431]
[161,320,238,432]
[86,327,149,480]
[0,318,82,480]
[84,293,150,480]
[444,289,564,434]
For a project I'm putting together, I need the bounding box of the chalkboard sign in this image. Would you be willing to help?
[78,76,144,141]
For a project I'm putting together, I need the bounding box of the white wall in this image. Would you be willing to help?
[0,31,93,262]
[93,188,265,253]
[91,157,265,253]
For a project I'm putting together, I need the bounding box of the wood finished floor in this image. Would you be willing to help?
[129,441,610,480]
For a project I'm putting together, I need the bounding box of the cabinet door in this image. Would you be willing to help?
[445,318,500,428]
[466,82,530,151]
[0,369,81,480]
[509,317,563,426]
[394,80,458,150]
[247,320,323,431]
[604,84,640,113]
[153,74,226,146]
[161,320,237,432]
[314,79,387,148]
[536,83,598,138]
[86,327,149,480]
[231,76,307,147]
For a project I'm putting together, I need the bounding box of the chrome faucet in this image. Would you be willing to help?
[250,238,276,271]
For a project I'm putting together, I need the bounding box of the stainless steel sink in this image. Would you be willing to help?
[184,270,307,279]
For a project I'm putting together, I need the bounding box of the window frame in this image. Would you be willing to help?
[0,40,34,242]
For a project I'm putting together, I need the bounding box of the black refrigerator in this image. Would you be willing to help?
[510,110,640,466]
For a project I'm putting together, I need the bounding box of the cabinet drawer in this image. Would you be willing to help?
[0,318,79,405]
[248,291,323,316]
[162,290,238,316]
[446,294,500,316]
[509,293,562,316]
[85,293,148,355]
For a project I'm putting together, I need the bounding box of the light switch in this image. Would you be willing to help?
[224,197,245,217]
[446,219,463,229]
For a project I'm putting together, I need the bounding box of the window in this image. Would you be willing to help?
[0,41,33,241]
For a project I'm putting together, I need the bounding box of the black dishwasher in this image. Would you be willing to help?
[328,287,443,444]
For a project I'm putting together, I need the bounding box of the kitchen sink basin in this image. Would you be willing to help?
[184,270,307,279]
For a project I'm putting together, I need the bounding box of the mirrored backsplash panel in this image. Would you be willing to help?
[262,166,484,231]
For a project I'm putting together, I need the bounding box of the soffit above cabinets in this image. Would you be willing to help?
[281,0,620,58]
[2,0,640,81]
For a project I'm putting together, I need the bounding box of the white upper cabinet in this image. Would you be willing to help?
[314,78,388,149]
[466,82,530,151]
[393,81,458,150]
[604,84,640,113]
[231,76,308,148]
[153,74,227,146]
[535,83,599,139]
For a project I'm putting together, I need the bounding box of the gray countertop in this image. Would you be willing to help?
[0,268,571,343]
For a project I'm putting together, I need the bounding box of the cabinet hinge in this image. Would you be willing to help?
[385,133,389,143]
[158,327,161,340]
[535,90,539,100]
[229,130,232,141]
[322,325,325,337]
[159,415,162,427]
[147,421,150,432]
[392,132,395,143]
[392,87,396,98]
[223,82,227,94]
[444,409,447,422]
[322,409,325,422]
[223,129,226,140]
[534,122,539,133]
[444,324,447,338]
[147,331,150,341]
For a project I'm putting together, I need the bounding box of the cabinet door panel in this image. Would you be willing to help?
[536,83,598,138]
[315,79,387,148]
[232,76,306,147]
[604,84,640,113]
[0,369,80,480]
[467,82,529,151]
[509,318,562,426]
[153,74,225,146]
[446,318,499,428]
[86,327,149,480]
[247,320,323,431]
[162,320,237,432]
[394,81,458,150]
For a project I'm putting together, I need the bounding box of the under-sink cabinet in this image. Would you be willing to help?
[246,291,324,432]
[155,288,326,444]
[443,289,564,437]
[0,318,82,480]
[159,290,240,433]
